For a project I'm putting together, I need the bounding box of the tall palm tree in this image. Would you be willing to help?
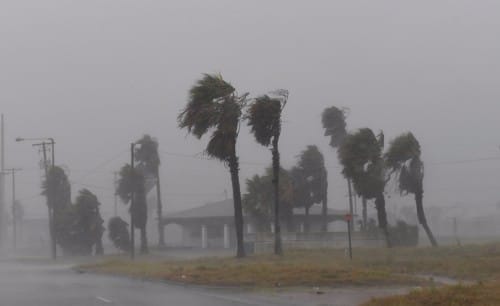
[385,132,438,247]
[178,73,248,258]
[116,164,149,254]
[321,106,357,229]
[134,134,165,247]
[246,91,288,255]
[338,128,391,247]
[295,145,327,232]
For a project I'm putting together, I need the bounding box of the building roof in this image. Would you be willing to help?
[163,199,349,221]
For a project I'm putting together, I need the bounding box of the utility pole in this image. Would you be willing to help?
[4,168,21,249]
[347,179,354,232]
[130,143,135,260]
[0,114,6,249]
[33,142,56,260]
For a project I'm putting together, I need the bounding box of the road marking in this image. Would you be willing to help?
[96,296,112,304]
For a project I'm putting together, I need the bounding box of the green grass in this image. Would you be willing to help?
[81,243,500,288]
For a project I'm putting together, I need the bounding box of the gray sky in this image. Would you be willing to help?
[2,0,500,220]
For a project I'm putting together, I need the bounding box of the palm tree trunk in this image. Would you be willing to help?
[228,154,246,258]
[347,179,354,232]
[321,170,328,233]
[374,193,391,248]
[271,138,283,255]
[156,170,165,247]
[305,205,310,233]
[362,197,367,231]
[415,191,438,247]
[140,227,149,254]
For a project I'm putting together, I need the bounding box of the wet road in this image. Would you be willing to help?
[0,261,290,306]
[0,261,409,306]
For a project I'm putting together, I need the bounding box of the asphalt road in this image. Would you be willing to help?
[0,261,410,306]
[0,261,293,306]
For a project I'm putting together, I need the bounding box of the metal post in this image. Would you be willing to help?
[130,143,135,260]
[347,217,353,260]
[114,172,118,217]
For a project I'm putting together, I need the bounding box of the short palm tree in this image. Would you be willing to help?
[385,132,438,247]
[178,73,248,258]
[116,164,149,254]
[338,128,391,247]
[135,134,165,247]
[74,189,104,255]
[246,91,288,255]
[296,145,328,232]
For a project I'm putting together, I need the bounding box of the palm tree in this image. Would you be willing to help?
[243,167,294,233]
[178,73,248,258]
[295,145,327,232]
[116,164,149,254]
[338,128,391,247]
[134,135,165,247]
[385,132,438,247]
[321,106,357,229]
[246,91,288,255]
[74,189,104,255]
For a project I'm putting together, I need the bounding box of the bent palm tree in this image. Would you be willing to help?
[247,91,288,255]
[135,135,165,247]
[338,128,391,247]
[178,73,248,258]
[321,106,356,230]
[385,132,438,247]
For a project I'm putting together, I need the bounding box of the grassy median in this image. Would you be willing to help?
[80,243,500,288]
[363,281,500,306]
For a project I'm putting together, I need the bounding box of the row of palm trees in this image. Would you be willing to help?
[178,73,437,258]
[322,106,437,247]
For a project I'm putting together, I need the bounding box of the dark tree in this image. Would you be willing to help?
[178,73,248,258]
[295,145,327,232]
[243,167,294,233]
[116,164,149,254]
[246,91,288,255]
[338,128,391,247]
[135,134,165,247]
[108,216,131,252]
[385,132,438,247]
[74,189,104,255]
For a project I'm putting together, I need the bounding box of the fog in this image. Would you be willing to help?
[1,0,500,234]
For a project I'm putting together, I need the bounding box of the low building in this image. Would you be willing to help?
[161,199,351,249]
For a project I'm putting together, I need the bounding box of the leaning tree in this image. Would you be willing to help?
[338,128,391,247]
[135,134,165,247]
[246,91,288,255]
[385,132,438,247]
[321,106,359,229]
[74,189,104,255]
[116,164,149,254]
[178,73,248,258]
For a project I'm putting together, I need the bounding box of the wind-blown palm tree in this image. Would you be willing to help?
[385,132,438,247]
[178,73,248,258]
[247,91,288,255]
[74,189,104,255]
[116,164,149,254]
[135,135,165,247]
[295,145,327,232]
[338,128,391,247]
[321,106,357,229]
